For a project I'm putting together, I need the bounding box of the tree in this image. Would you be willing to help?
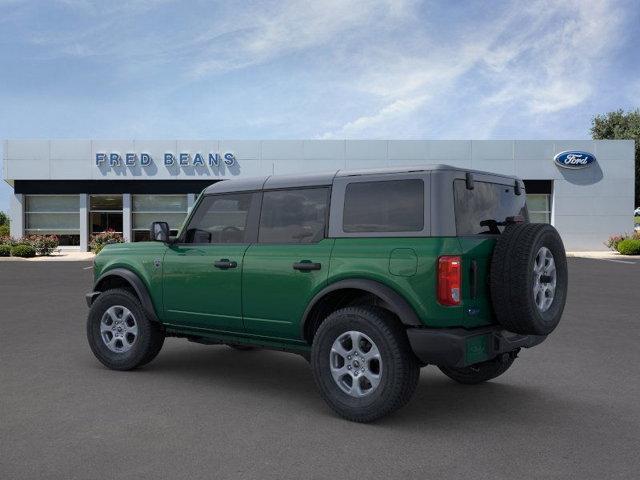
[0,211,9,237]
[590,109,640,207]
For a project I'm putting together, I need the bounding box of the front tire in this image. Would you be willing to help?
[311,307,419,423]
[87,288,164,371]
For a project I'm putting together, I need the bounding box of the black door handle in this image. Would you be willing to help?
[293,261,321,271]
[214,259,237,269]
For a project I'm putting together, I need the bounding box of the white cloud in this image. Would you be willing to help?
[5,0,630,140]
[323,0,625,138]
[190,0,414,77]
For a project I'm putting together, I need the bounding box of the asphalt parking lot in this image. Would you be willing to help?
[1,258,639,479]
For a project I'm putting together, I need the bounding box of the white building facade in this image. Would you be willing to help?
[2,139,635,251]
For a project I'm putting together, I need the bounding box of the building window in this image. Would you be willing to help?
[25,195,80,246]
[90,195,123,235]
[526,194,551,223]
[132,194,188,242]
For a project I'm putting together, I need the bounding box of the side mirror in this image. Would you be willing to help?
[150,221,170,242]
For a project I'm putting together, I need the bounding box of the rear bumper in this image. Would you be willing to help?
[406,325,546,368]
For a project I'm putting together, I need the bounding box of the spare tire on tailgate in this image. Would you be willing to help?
[490,223,567,335]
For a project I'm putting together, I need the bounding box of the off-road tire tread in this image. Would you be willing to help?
[490,223,567,335]
[311,306,419,423]
[87,288,164,370]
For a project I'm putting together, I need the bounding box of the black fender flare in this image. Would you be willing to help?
[300,278,422,337]
[92,268,159,322]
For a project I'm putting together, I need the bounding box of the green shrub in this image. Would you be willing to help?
[10,244,36,258]
[25,234,59,256]
[90,230,124,254]
[0,244,10,256]
[616,238,640,255]
[604,234,627,251]
[0,224,9,237]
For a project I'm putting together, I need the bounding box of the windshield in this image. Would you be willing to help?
[454,179,528,235]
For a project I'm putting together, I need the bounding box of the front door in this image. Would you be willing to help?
[242,187,333,339]
[162,192,259,332]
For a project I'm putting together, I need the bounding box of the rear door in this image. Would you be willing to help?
[242,187,333,339]
[162,192,260,332]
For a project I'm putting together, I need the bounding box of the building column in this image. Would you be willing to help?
[79,194,89,251]
[549,181,556,226]
[123,194,132,243]
[187,193,196,212]
[10,193,24,239]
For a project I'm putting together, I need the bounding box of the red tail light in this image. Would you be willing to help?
[437,256,461,306]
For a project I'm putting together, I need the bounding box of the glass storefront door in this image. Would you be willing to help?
[90,195,123,235]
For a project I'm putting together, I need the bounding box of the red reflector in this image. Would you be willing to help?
[437,256,461,306]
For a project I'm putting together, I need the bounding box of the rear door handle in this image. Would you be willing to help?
[214,259,237,269]
[293,261,321,271]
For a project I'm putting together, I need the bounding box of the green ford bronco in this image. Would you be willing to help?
[86,166,567,422]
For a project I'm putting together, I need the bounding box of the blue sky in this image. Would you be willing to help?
[1,0,639,212]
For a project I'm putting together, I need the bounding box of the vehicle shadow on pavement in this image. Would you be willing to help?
[129,341,580,428]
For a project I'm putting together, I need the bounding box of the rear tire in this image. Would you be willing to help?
[311,306,419,423]
[439,354,516,385]
[87,288,164,371]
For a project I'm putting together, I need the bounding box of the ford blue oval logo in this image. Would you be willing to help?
[554,150,595,169]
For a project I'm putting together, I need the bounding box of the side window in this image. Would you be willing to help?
[259,188,329,244]
[343,179,424,232]
[183,193,254,244]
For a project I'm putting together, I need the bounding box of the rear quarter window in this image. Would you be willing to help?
[454,179,528,235]
[343,179,424,233]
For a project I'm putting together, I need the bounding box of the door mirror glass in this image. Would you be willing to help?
[150,221,170,242]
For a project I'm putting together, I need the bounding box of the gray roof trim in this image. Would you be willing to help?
[263,171,337,189]
[202,164,521,195]
[335,164,520,180]
[203,176,269,194]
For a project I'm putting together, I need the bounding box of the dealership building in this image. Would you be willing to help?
[2,139,635,251]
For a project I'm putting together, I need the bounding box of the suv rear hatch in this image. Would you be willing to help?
[453,178,529,327]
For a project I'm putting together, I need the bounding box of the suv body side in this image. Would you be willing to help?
[92,166,527,346]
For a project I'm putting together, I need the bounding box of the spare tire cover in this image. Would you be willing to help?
[490,223,568,335]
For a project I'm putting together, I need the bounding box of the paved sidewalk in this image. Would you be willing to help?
[0,250,95,261]
[567,250,640,260]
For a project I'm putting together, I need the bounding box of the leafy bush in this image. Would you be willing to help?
[0,244,10,256]
[90,229,124,254]
[604,234,626,251]
[0,224,9,237]
[25,234,59,256]
[10,244,36,258]
[616,239,640,255]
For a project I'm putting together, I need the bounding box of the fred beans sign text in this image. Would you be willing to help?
[95,152,237,167]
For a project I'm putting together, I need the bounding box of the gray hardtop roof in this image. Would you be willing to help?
[203,164,520,194]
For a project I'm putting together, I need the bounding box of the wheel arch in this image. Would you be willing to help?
[301,278,421,343]
[93,268,159,322]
